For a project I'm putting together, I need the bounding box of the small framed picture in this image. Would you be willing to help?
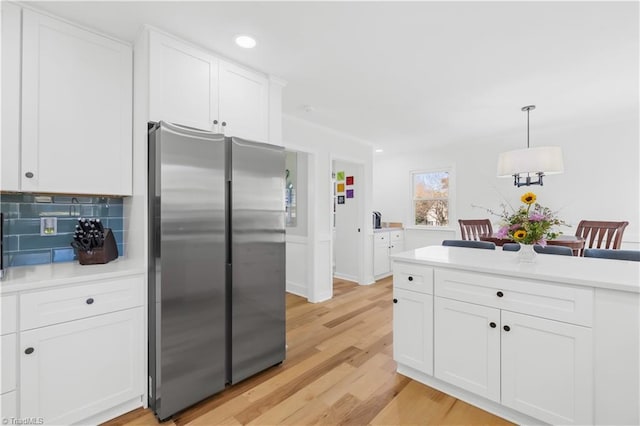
[346,189,354,199]
[346,176,354,185]
[337,183,345,193]
[336,171,345,181]
[337,195,345,204]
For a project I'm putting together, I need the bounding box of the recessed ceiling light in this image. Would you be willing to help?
[235,35,256,49]
[375,149,384,153]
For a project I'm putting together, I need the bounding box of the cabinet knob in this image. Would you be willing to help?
[25,347,35,355]
[503,325,511,332]
[25,172,34,178]
[489,322,496,328]
[86,298,94,305]
[496,291,504,298]
[213,120,219,125]
[222,121,227,127]
[408,276,413,282]
[393,298,398,303]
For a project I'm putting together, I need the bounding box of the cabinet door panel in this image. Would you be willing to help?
[1,334,17,393]
[219,61,268,142]
[0,391,17,421]
[374,245,390,277]
[21,10,132,195]
[20,308,143,425]
[149,31,218,131]
[1,2,21,191]
[434,297,500,402]
[393,288,433,374]
[501,311,593,425]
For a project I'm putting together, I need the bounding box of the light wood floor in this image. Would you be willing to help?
[104,277,513,426]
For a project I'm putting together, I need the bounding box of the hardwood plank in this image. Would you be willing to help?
[102,276,514,426]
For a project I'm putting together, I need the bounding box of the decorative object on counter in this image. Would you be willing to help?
[497,105,564,187]
[71,218,118,265]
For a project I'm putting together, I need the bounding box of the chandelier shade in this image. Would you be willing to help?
[497,105,564,187]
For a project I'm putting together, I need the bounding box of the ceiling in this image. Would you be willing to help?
[27,1,639,153]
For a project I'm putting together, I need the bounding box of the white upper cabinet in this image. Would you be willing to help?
[21,9,132,195]
[219,60,269,142]
[149,31,219,131]
[147,29,275,143]
[1,2,21,192]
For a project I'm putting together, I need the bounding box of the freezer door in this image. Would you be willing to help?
[230,137,286,383]
[148,122,226,420]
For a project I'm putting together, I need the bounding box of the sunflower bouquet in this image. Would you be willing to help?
[494,192,567,246]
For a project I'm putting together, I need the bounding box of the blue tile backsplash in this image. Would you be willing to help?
[1,194,125,267]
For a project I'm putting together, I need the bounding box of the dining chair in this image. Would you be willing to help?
[575,220,629,256]
[502,243,573,256]
[584,248,640,262]
[458,219,493,241]
[442,240,496,250]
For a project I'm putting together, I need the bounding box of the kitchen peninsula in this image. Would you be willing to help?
[391,246,639,425]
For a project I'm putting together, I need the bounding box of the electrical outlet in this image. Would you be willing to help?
[40,217,57,236]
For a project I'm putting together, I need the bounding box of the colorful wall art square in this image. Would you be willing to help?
[337,195,345,204]
[346,176,354,185]
[337,183,345,193]
[336,171,345,181]
[346,189,354,199]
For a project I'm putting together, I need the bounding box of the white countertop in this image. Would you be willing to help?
[0,258,145,294]
[374,227,403,233]
[392,246,640,293]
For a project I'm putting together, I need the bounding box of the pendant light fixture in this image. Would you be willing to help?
[497,105,564,187]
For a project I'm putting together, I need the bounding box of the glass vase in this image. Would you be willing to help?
[518,243,537,263]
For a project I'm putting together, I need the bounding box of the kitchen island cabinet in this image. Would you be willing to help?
[392,246,639,426]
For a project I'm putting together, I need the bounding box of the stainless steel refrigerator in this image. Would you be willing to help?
[148,121,286,421]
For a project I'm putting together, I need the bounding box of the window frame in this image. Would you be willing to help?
[410,167,455,229]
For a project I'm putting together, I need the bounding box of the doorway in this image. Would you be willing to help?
[331,159,364,285]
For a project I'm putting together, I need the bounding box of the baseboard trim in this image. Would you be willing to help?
[286,281,307,298]
[333,273,358,282]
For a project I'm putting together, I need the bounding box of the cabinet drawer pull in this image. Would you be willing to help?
[25,347,35,355]
[489,322,496,328]
[503,325,511,332]
[393,298,398,303]
[86,298,94,305]
[408,276,413,282]
[496,291,504,298]
[25,172,34,178]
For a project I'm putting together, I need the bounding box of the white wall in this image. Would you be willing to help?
[283,114,374,302]
[374,113,640,250]
[285,151,309,298]
[333,160,362,282]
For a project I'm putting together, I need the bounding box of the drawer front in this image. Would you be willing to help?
[374,232,389,245]
[20,275,144,331]
[390,230,404,242]
[434,269,593,326]
[1,333,17,393]
[394,262,434,294]
[1,295,17,335]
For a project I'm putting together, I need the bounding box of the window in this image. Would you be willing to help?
[412,170,450,226]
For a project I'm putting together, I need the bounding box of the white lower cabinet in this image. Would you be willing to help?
[1,391,17,420]
[393,288,433,374]
[20,307,144,425]
[374,230,404,278]
[500,311,593,425]
[434,297,500,402]
[394,261,596,425]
